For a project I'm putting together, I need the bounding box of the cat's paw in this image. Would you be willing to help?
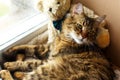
[0,70,13,80]
[4,62,20,71]
[34,44,49,59]
[14,71,25,80]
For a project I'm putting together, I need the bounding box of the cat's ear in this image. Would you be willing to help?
[95,15,107,28]
[96,15,106,24]
[72,3,84,15]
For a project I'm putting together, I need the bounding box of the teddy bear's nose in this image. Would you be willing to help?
[49,8,52,12]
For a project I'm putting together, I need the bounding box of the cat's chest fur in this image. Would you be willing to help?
[49,33,99,58]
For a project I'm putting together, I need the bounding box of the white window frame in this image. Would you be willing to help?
[0,13,49,52]
[0,0,49,53]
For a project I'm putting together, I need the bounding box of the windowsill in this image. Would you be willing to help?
[0,13,49,52]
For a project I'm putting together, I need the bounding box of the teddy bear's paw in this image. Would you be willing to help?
[0,70,13,80]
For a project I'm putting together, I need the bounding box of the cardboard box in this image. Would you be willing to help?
[80,0,120,68]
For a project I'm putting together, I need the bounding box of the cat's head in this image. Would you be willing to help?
[37,0,71,21]
[62,3,106,44]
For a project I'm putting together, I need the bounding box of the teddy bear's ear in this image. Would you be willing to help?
[72,3,83,15]
[37,0,43,12]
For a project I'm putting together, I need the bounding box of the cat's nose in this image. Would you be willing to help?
[81,32,87,39]
[49,8,52,12]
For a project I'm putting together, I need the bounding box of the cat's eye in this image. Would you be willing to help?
[76,23,82,29]
[79,25,82,29]
[49,8,52,12]
[57,2,60,4]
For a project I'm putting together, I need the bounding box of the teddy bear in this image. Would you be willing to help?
[36,0,71,44]
[30,0,110,48]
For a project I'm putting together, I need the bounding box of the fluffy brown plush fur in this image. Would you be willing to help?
[0,3,115,80]
[37,0,110,48]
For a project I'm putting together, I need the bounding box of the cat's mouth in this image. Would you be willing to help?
[69,32,87,44]
[76,37,87,44]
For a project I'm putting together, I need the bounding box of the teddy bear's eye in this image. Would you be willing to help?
[49,8,52,12]
[57,2,60,4]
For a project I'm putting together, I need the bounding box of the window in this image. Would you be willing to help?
[0,0,10,17]
[0,0,48,52]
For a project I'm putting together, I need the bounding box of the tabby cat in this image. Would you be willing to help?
[0,3,115,80]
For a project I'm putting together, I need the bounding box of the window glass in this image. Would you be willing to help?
[0,0,10,17]
[0,0,48,51]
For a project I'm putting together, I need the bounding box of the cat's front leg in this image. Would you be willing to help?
[2,45,37,61]
[21,62,51,80]
[14,70,41,80]
[9,71,27,80]
[4,60,42,71]
[2,44,49,61]
[0,70,14,80]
